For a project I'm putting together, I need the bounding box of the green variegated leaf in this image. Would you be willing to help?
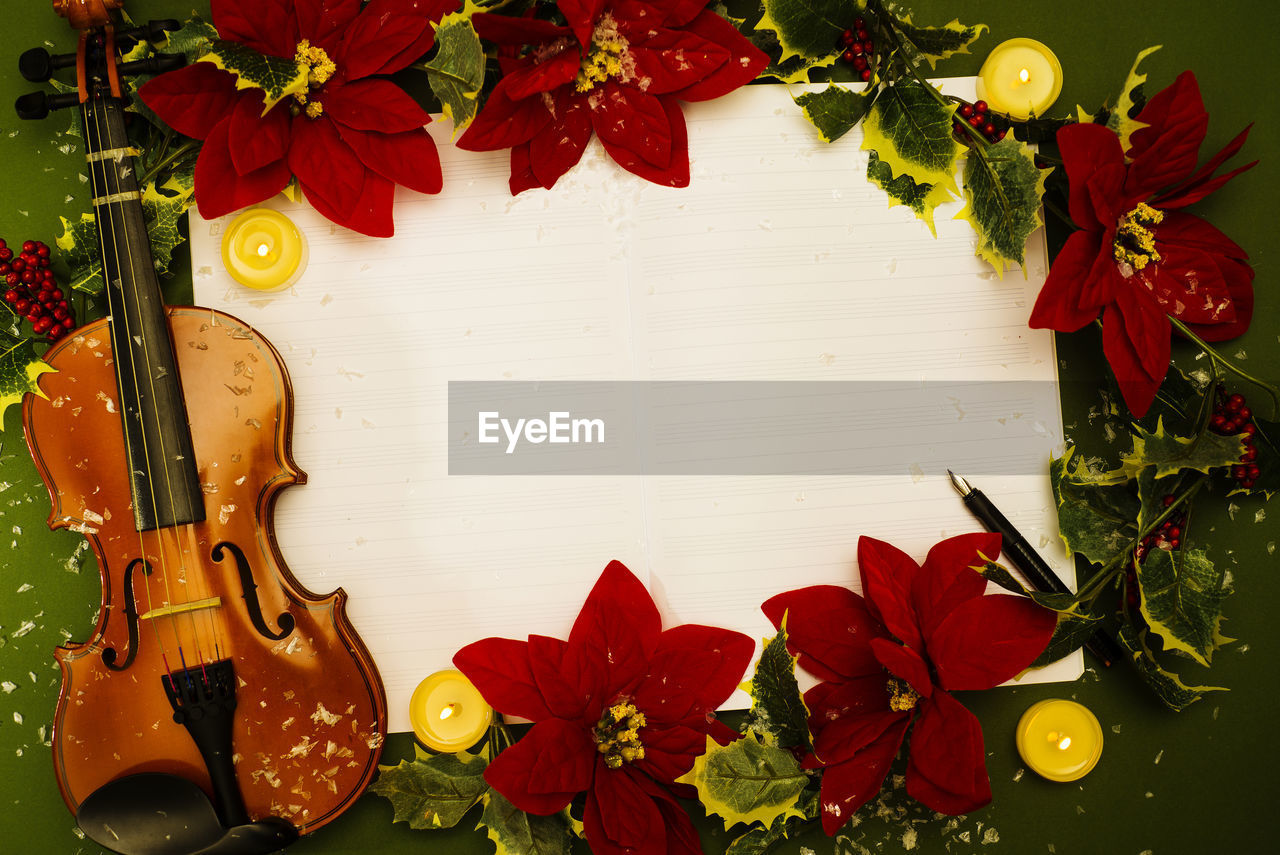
[956,137,1050,271]
[478,791,572,855]
[1137,546,1231,667]
[1049,447,1140,566]
[0,339,56,428]
[163,15,219,64]
[861,77,960,194]
[369,747,489,830]
[1121,417,1245,479]
[1117,623,1224,711]
[725,788,819,855]
[677,733,808,831]
[56,214,105,296]
[892,15,987,69]
[760,52,839,84]
[1109,46,1161,152]
[866,150,954,236]
[198,39,307,111]
[424,11,485,132]
[141,176,195,277]
[755,0,860,64]
[1031,609,1102,667]
[795,84,874,143]
[743,626,810,751]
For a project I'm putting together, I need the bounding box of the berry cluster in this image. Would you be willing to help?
[837,19,874,82]
[951,100,1007,144]
[1,238,75,343]
[1136,494,1185,564]
[1210,389,1260,490]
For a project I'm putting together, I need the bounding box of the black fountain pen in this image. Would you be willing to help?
[948,470,1123,668]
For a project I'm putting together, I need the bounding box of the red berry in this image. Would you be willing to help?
[854,17,865,28]
[50,288,63,300]
[1227,393,1245,412]
[856,29,869,41]
[1222,419,1239,434]
[853,56,868,71]
[952,120,964,134]
[36,244,50,259]
[3,289,17,303]
[969,115,983,127]
[1232,465,1247,479]
[61,317,74,329]
[1248,464,1260,478]
[842,49,855,62]
[32,318,50,334]
[841,29,856,46]
[975,100,989,114]
[47,326,64,342]
[21,240,35,253]
[1239,406,1252,420]
[960,104,974,118]
[1242,423,1257,436]
[861,40,874,54]
[1169,538,1180,549]
[1241,478,1256,489]
[53,306,69,321]
[14,299,30,313]
[859,69,872,82]
[0,248,11,261]
[1211,414,1226,430]
[1169,527,1182,539]
[996,130,1008,140]
[11,258,25,272]
[1242,447,1258,462]
[983,122,996,136]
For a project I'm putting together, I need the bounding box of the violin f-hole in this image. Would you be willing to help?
[211,541,295,641]
[102,557,150,671]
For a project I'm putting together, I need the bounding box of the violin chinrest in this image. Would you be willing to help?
[77,773,298,855]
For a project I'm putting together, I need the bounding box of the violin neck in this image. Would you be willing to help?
[83,95,204,532]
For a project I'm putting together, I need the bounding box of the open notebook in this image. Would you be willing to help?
[190,80,1081,731]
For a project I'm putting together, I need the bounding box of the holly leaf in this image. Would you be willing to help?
[1117,622,1224,711]
[478,791,572,855]
[1136,546,1231,668]
[677,733,808,831]
[56,214,104,296]
[369,747,489,830]
[1108,46,1162,153]
[162,15,219,64]
[1120,417,1245,480]
[866,150,954,236]
[1030,609,1102,667]
[0,338,56,429]
[956,137,1050,272]
[892,15,987,70]
[861,77,960,195]
[198,39,307,112]
[141,175,195,277]
[743,626,810,751]
[754,0,858,65]
[725,788,819,855]
[1049,447,1140,566]
[424,10,485,133]
[795,84,874,143]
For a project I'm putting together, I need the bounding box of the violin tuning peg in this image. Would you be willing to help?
[117,18,183,46]
[18,47,76,83]
[117,53,186,78]
[15,91,80,121]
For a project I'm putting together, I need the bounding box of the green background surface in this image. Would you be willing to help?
[2,1,1278,853]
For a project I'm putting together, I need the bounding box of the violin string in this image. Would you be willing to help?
[89,35,211,674]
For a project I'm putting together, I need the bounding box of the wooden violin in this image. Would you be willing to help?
[16,2,387,852]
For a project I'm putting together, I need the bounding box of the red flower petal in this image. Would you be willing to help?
[509,143,542,195]
[904,690,991,815]
[558,0,605,47]
[1085,162,1126,229]
[1145,243,1232,326]
[912,532,999,639]
[289,115,367,213]
[193,118,291,219]
[626,29,731,97]
[812,704,906,770]
[591,83,674,170]
[295,0,364,52]
[336,0,450,78]
[335,126,443,196]
[1156,124,1256,209]
[631,771,703,855]
[525,633,590,720]
[870,638,932,699]
[1156,211,1247,260]
[528,92,595,190]
[584,763,666,855]
[303,161,396,237]
[816,717,909,834]
[1056,122,1124,231]
[664,10,769,103]
[928,594,1056,691]
[857,536,924,652]
[762,585,886,681]
[324,78,431,133]
[211,0,297,58]
[227,96,292,176]
[1113,283,1172,387]
[1101,299,1166,417]
[632,720,706,783]
[483,718,595,814]
[503,50,581,101]
[1124,71,1209,200]
[597,94,690,187]
[658,0,719,28]
[1028,231,1108,332]
[139,63,242,140]
[471,11,573,45]
[633,623,754,723]
[453,637,554,720]
[456,75,553,152]
[1184,255,1254,342]
[563,561,662,718]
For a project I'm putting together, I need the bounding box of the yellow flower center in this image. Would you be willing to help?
[1113,202,1165,272]
[575,14,634,93]
[886,678,921,713]
[292,39,337,119]
[593,699,647,769]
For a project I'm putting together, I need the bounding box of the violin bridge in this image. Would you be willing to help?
[140,596,222,621]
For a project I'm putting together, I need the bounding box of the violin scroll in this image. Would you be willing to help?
[53,0,124,30]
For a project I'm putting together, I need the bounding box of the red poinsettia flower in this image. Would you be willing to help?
[140,0,456,237]
[762,534,1055,834]
[456,0,767,193]
[455,561,752,855]
[1029,71,1256,416]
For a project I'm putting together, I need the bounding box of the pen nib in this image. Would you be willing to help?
[947,470,972,496]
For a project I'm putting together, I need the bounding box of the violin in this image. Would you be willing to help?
[16,2,387,852]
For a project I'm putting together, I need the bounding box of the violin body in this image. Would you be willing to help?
[25,308,386,832]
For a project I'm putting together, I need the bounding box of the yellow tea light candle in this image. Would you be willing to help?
[1016,699,1103,782]
[409,670,493,753]
[221,208,307,291]
[977,38,1063,121]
